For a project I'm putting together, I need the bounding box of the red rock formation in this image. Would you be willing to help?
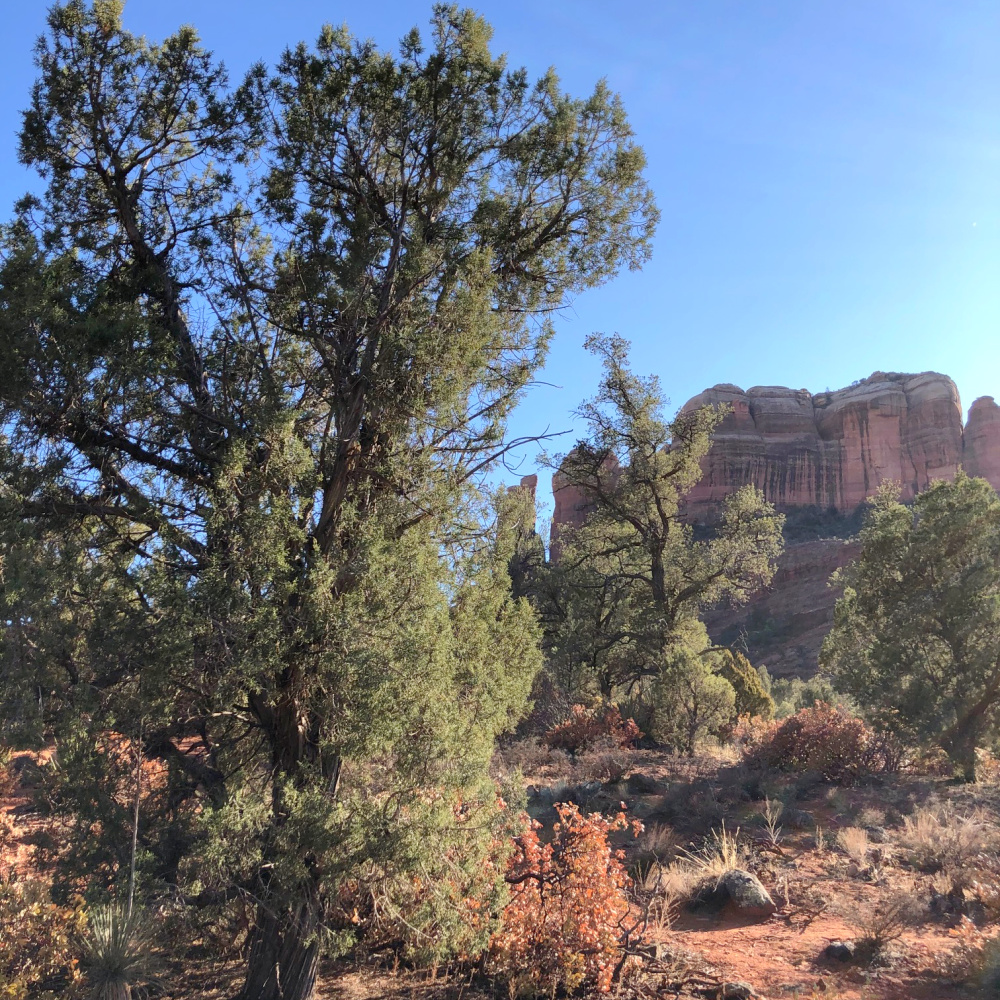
[701,537,860,678]
[550,451,619,558]
[681,372,966,514]
[964,397,1000,491]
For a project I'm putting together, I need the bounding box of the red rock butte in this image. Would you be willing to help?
[679,371,1000,515]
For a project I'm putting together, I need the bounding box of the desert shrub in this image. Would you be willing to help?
[843,892,919,961]
[716,651,774,720]
[737,703,896,784]
[571,737,635,784]
[496,737,573,779]
[650,649,736,755]
[83,904,160,1000]
[936,916,1000,985]
[678,822,748,881]
[544,705,642,755]
[767,674,854,719]
[836,826,871,865]
[0,878,86,999]
[489,803,642,995]
[896,806,997,874]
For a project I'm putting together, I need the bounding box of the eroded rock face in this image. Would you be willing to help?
[964,397,1000,492]
[550,451,619,558]
[681,372,968,514]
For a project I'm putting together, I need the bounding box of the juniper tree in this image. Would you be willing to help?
[0,4,656,997]
[535,335,784,702]
[822,474,1000,782]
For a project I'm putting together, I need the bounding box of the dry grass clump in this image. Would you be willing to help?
[836,826,871,865]
[495,737,572,778]
[636,861,686,932]
[858,807,886,828]
[843,892,919,962]
[679,823,749,880]
[637,823,680,863]
[896,806,997,873]
[757,797,783,846]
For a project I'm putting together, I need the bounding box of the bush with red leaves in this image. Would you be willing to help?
[737,702,899,785]
[543,705,642,754]
[489,803,642,995]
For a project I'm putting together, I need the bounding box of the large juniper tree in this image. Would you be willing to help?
[0,4,656,997]
[822,474,1000,782]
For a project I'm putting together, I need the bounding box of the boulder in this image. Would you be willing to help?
[718,983,758,999]
[781,808,815,830]
[823,940,856,962]
[691,868,777,919]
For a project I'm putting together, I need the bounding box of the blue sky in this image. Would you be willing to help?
[2,2,998,507]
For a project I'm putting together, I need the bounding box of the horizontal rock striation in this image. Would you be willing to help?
[679,371,984,514]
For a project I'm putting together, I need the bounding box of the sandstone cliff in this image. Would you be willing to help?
[964,396,1000,492]
[547,370,1000,678]
[679,371,980,514]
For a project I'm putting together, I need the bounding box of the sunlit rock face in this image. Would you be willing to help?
[550,450,619,559]
[964,396,1000,491]
[679,372,966,514]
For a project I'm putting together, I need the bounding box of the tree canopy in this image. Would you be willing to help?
[0,4,657,998]
[821,473,1000,782]
[531,335,784,707]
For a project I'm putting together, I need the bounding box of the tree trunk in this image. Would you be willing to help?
[944,728,979,783]
[240,888,321,1000]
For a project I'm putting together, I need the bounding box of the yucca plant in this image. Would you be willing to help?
[83,904,159,1000]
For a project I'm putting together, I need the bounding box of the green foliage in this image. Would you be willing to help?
[716,650,775,720]
[532,336,784,701]
[0,3,656,995]
[0,879,86,999]
[821,474,1000,781]
[650,644,736,755]
[764,671,851,720]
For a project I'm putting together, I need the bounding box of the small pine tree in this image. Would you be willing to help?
[717,650,775,719]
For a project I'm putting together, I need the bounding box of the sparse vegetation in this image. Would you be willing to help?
[843,893,919,962]
[835,826,871,866]
[896,806,997,873]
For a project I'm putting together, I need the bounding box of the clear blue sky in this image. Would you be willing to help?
[2,2,998,507]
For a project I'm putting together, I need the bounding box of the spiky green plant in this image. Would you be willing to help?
[83,905,159,1000]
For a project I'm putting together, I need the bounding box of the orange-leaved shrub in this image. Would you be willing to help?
[0,879,86,999]
[735,703,898,785]
[543,705,642,754]
[489,803,642,995]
